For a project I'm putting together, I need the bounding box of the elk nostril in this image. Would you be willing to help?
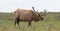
[41,18,44,20]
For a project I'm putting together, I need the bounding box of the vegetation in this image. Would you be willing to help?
[0,12,60,31]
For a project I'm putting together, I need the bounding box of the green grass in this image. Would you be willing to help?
[0,12,60,31]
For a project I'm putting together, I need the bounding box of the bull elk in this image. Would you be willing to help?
[14,7,44,28]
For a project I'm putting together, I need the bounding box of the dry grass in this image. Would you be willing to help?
[0,12,60,31]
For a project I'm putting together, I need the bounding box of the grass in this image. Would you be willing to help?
[0,12,60,31]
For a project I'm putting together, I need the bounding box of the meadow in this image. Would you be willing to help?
[0,12,60,31]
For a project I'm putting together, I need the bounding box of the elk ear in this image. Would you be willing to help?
[41,14,44,16]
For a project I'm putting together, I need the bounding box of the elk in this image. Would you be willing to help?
[14,7,44,28]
